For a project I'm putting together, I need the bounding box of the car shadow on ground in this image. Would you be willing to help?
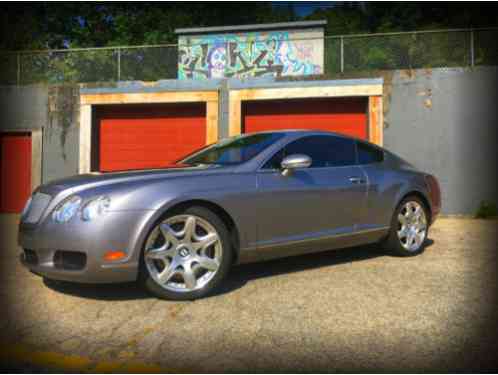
[213,239,435,297]
[43,239,434,301]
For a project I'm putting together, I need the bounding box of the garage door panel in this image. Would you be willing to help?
[97,103,206,172]
[243,98,368,140]
[244,98,365,115]
[0,133,32,213]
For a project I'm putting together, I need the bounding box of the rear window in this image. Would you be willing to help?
[357,142,384,164]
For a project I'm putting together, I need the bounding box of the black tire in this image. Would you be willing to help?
[140,206,233,300]
[42,276,61,287]
[383,196,430,257]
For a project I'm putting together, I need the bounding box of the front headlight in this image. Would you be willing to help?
[52,196,82,223]
[81,196,111,221]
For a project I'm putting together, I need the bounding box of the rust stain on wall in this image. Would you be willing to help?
[399,69,416,80]
[48,85,80,160]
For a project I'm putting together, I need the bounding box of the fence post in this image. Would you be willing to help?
[117,48,121,81]
[17,53,21,86]
[340,36,344,73]
[470,29,475,67]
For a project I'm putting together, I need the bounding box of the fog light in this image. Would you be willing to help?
[103,250,126,262]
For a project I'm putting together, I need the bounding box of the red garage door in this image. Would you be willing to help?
[97,103,206,172]
[0,132,32,213]
[243,97,368,139]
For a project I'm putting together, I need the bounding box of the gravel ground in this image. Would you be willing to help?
[1,215,497,373]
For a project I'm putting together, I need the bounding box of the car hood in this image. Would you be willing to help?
[38,164,230,196]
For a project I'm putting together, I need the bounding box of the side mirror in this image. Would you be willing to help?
[280,154,312,176]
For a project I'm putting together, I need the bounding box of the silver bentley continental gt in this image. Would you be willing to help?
[19,131,441,300]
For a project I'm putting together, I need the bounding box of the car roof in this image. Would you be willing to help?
[245,129,362,141]
[246,129,344,136]
[250,129,324,134]
[243,129,386,151]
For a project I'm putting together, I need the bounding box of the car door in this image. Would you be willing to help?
[255,135,368,247]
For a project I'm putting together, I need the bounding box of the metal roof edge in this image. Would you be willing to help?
[227,77,384,90]
[175,20,327,35]
[79,76,384,95]
[79,79,223,95]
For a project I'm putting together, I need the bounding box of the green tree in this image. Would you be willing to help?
[1,2,298,50]
[306,5,369,35]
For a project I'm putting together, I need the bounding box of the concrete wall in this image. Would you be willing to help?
[384,67,498,215]
[43,86,80,182]
[0,84,80,184]
[0,85,48,130]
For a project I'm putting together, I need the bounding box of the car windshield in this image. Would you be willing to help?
[180,133,284,166]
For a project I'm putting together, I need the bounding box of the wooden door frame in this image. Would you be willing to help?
[79,90,219,174]
[229,84,383,145]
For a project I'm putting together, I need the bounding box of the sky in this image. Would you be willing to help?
[272,1,338,16]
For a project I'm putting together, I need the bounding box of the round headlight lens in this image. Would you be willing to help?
[81,196,111,221]
[52,196,82,223]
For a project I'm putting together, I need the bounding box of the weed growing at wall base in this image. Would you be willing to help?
[475,200,498,219]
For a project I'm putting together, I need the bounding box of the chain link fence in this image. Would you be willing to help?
[1,28,496,85]
[0,45,178,85]
[325,28,497,74]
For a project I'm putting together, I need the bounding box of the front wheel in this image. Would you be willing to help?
[384,196,429,256]
[140,206,232,300]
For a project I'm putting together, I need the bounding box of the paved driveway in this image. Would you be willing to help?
[1,215,497,372]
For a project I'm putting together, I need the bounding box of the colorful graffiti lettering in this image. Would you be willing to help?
[178,31,323,79]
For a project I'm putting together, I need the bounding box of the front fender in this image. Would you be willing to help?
[126,184,257,267]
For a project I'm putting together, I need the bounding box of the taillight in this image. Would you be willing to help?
[425,174,441,219]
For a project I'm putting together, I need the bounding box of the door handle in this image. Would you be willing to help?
[349,177,365,184]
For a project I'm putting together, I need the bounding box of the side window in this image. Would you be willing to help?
[263,149,285,170]
[357,142,384,164]
[262,135,356,169]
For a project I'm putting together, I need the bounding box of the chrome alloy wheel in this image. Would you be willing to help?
[144,214,222,292]
[397,201,427,252]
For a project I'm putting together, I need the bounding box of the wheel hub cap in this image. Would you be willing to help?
[397,201,427,252]
[178,246,191,258]
[144,214,222,293]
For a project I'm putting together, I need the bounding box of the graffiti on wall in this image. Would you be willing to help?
[178,31,323,79]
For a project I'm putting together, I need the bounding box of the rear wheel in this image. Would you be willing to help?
[384,196,429,256]
[141,206,232,300]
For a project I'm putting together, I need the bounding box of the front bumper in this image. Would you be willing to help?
[18,210,153,283]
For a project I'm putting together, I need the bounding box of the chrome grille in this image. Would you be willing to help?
[24,192,52,223]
